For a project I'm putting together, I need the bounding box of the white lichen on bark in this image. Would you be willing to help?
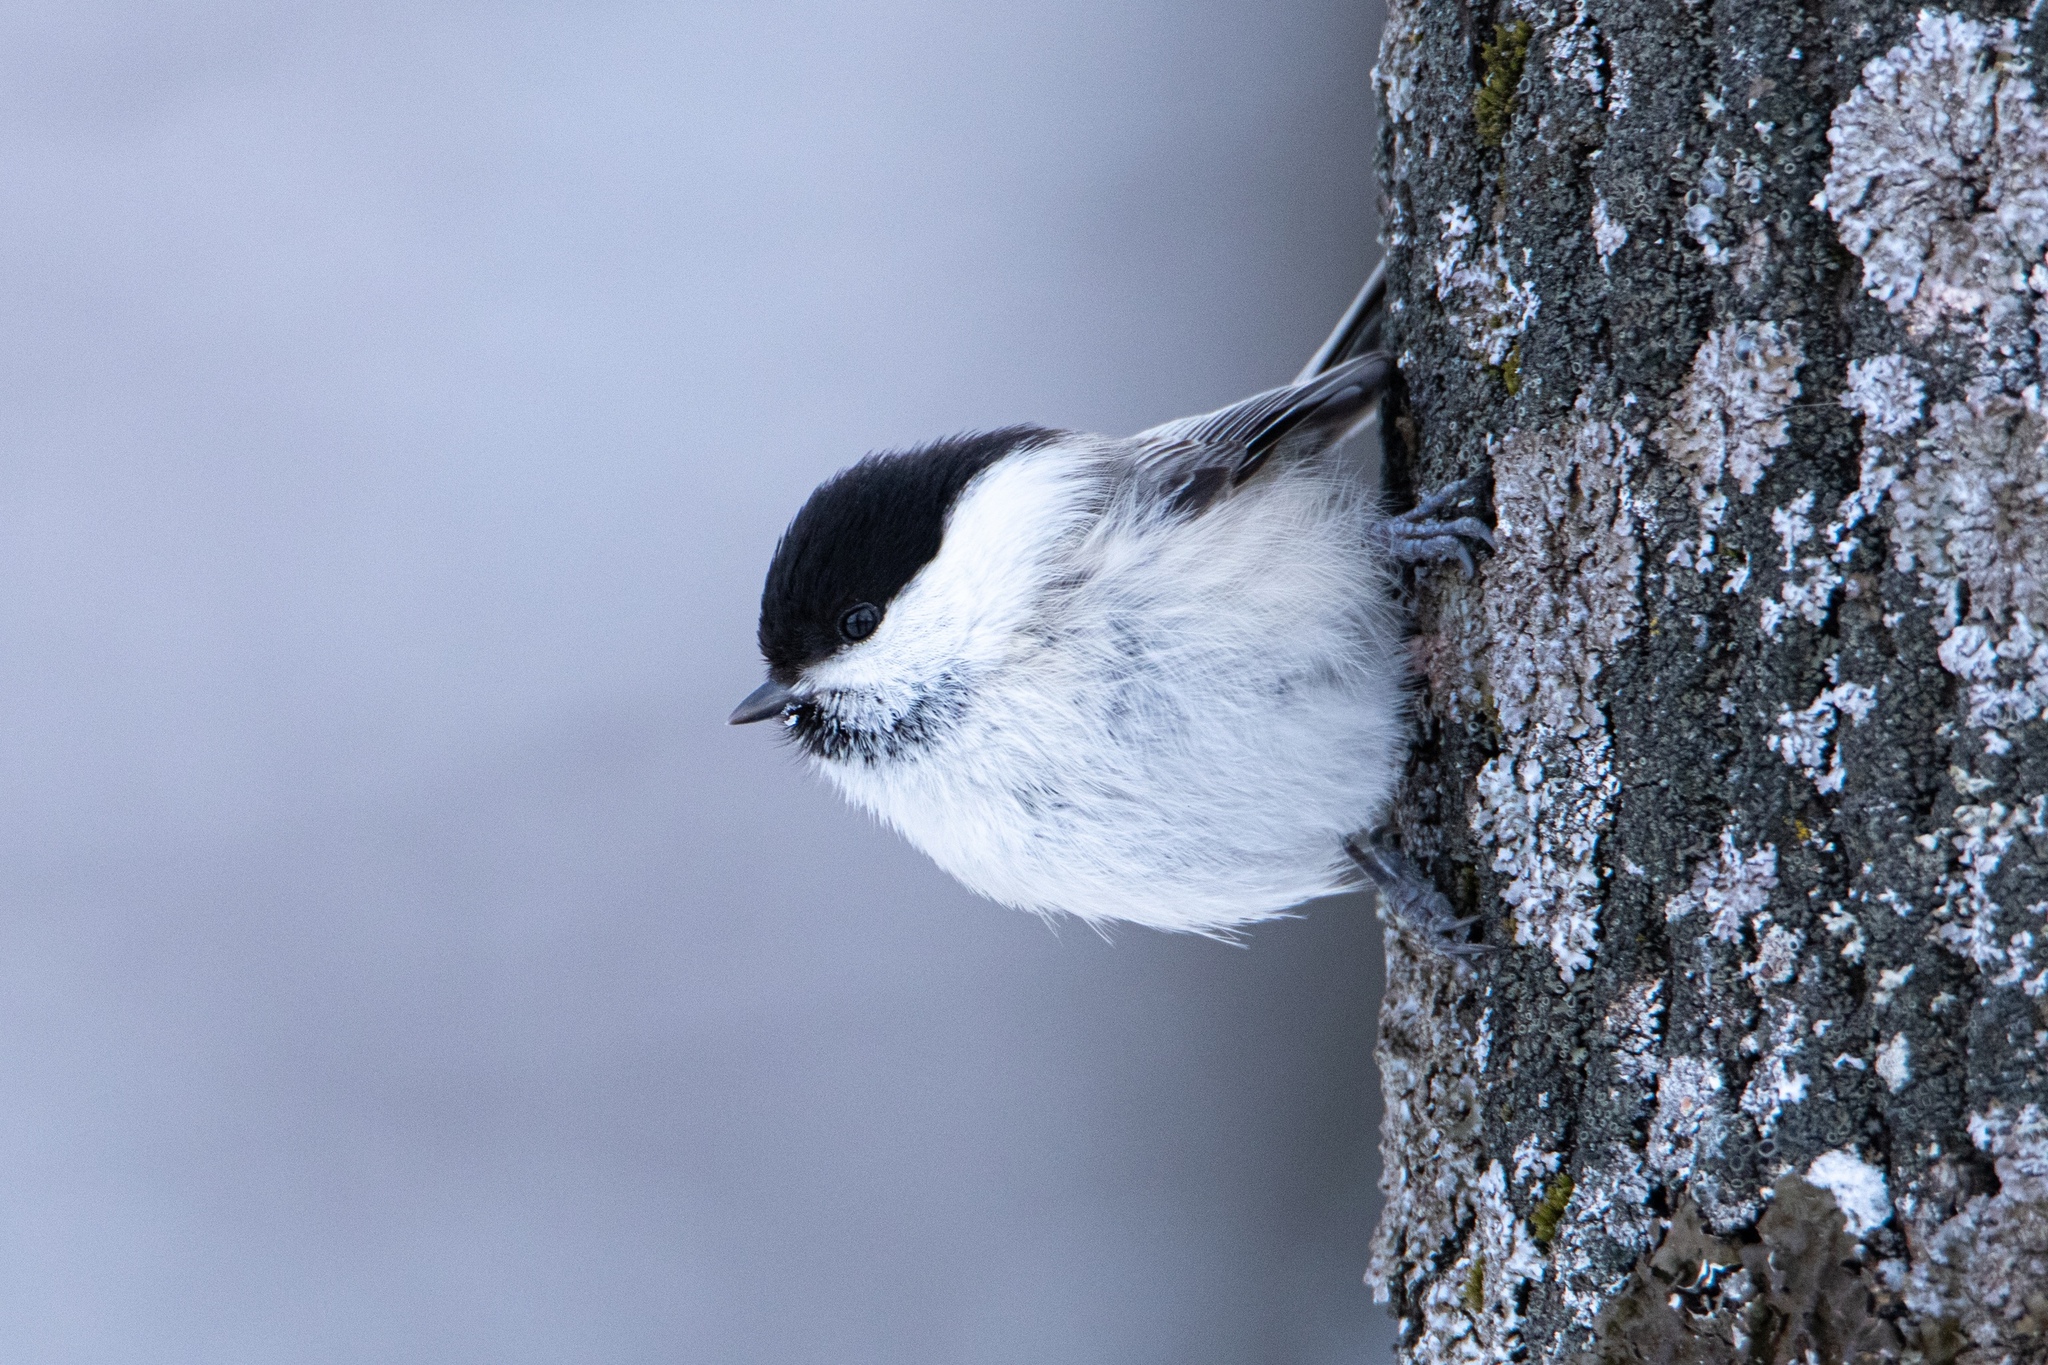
[1822,10,2048,761]
[1736,968,1812,1139]
[1431,203,1541,366]
[1368,958,1485,1294]
[1811,60,2048,1327]
[1645,1055,1751,1228]
[1893,392,2048,752]
[1815,10,2048,334]
[1603,979,1663,1083]
[1897,1104,2048,1336]
[1367,952,1530,1355]
[1543,0,1605,97]
[1589,196,1626,270]
[1766,679,1878,793]
[1839,352,1925,437]
[1663,829,1779,944]
[1806,1147,1892,1236]
[1467,408,1642,981]
[1656,322,1804,573]
[1542,1146,1653,1343]
[1684,151,1770,277]
[1372,0,1434,268]
[1927,797,2048,991]
[1875,1032,1911,1093]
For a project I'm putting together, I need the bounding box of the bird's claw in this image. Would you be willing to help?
[1384,477,1497,578]
[1344,832,1498,958]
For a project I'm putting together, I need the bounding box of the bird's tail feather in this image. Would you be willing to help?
[1295,258,1387,384]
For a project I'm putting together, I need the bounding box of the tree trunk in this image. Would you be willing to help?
[1366,0,2048,1358]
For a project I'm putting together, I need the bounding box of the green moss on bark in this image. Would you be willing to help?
[1474,21,1532,147]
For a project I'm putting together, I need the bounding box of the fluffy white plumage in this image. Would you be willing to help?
[739,294,1494,947]
[803,434,1407,934]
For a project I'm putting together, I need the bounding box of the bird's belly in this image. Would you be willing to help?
[825,647,1403,934]
[822,465,1406,933]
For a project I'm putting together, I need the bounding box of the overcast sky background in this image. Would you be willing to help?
[0,2,1392,1361]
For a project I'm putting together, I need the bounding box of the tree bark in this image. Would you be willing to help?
[1366,0,2048,1359]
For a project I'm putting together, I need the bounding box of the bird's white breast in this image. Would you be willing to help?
[813,444,1407,934]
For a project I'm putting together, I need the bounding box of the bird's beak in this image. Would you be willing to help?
[728,679,800,725]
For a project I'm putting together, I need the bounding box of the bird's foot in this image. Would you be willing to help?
[1344,831,1497,959]
[1384,477,1496,577]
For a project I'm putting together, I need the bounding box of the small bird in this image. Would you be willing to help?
[731,266,1495,951]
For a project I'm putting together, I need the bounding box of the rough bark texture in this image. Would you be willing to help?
[1367,0,2048,1359]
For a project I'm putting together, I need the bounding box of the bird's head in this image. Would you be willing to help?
[732,426,1080,764]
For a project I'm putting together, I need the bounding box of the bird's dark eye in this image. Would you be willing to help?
[838,602,881,641]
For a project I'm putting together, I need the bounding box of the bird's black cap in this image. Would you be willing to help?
[757,426,1057,683]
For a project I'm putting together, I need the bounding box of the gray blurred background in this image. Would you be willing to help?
[0,2,1393,1361]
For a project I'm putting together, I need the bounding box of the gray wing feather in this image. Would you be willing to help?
[1128,352,1394,515]
[1135,352,1393,456]
[1119,266,1392,519]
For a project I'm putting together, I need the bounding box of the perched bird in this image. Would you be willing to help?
[731,266,1494,951]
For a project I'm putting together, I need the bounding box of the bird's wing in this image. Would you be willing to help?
[1127,351,1395,517]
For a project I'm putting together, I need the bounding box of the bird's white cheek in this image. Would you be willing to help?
[802,612,965,695]
[802,446,1100,707]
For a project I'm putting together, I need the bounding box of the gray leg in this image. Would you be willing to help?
[1344,832,1497,958]
[1383,477,1497,577]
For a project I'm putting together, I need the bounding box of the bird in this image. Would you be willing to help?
[730,264,1496,952]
